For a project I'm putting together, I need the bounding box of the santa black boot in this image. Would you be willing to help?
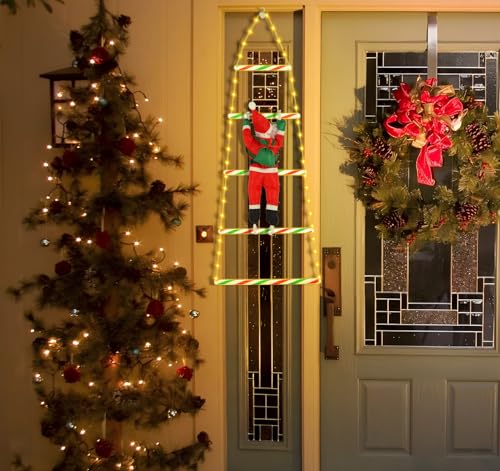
[249,208,260,234]
[266,209,279,234]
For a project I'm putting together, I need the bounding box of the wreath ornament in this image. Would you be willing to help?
[346,77,500,247]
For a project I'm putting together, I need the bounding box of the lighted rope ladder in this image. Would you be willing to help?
[213,8,320,286]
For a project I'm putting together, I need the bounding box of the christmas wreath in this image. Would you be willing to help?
[345,77,500,247]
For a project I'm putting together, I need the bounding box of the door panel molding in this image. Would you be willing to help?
[447,381,499,455]
[359,379,412,454]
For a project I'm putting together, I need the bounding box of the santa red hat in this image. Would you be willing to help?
[248,101,272,138]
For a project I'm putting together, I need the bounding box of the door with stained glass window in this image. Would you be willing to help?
[321,11,500,471]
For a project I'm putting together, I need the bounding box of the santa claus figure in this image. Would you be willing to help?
[242,101,286,233]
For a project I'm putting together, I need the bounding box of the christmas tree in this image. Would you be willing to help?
[0,0,63,15]
[8,1,210,469]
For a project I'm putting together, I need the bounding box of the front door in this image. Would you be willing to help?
[321,12,500,471]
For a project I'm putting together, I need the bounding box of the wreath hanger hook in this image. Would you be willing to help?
[427,12,438,80]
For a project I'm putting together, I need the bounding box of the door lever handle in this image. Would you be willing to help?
[322,248,341,360]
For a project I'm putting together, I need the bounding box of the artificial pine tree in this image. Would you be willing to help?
[8,1,210,469]
[0,0,62,14]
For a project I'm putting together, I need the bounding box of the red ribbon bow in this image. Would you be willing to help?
[384,78,465,186]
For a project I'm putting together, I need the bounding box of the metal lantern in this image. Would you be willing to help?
[40,66,85,147]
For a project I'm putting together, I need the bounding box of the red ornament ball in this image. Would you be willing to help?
[49,200,65,214]
[146,300,164,319]
[176,365,194,381]
[50,156,64,172]
[63,364,81,383]
[55,260,72,276]
[95,230,112,249]
[95,438,114,458]
[90,47,110,65]
[197,431,211,447]
[117,137,136,156]
[62,150,79,169]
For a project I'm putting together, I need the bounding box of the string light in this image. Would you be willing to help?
[214,9,320,282]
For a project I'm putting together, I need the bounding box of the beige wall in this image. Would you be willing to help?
[2,1,500,470]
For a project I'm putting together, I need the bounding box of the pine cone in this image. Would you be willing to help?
[455,203,479,227]
[465,123,491,153]
[381,210,407,230]
[373,137,393,160]
[363,166,377,179]
[464,95,484,110]
[362,165,377,186]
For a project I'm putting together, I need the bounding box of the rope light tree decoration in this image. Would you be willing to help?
[8,1,210,469]
[214,8,321,286]
[344,77,500,248]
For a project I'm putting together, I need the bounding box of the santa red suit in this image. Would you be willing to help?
[242,102,286,228]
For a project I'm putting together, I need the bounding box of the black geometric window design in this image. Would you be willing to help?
[364,52,497,348]
[246,49,285,441]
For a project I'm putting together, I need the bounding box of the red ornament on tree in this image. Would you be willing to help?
[55,260,72,276]
[197,431,211,447]
[176,365,193,381]
[62,150,79,169]
[146,299,164,319]
[90,47,110,65]
[117,137,136,156]
[95,230,112,249]
[63,364,81,383]
[95,438,114,458]
[49,200,65,214]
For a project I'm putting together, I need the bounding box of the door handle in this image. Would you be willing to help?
[322,248,341,360]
